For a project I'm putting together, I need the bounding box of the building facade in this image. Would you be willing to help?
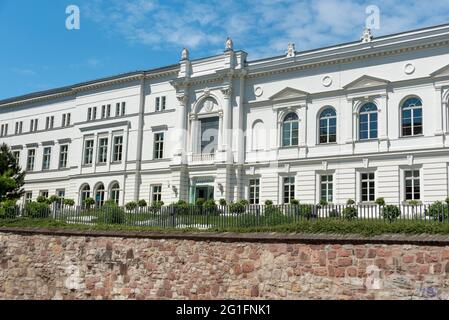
[2,25,449,206]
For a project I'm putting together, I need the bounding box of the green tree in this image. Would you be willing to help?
[0,144,25,202]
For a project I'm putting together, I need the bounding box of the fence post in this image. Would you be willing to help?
[52,202,56,220]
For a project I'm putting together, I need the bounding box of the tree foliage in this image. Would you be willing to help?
[0,143,25,202]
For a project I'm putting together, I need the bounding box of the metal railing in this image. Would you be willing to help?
[1,203,449,230]
[189,153,215,163]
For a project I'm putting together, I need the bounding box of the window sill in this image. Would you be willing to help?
[111,161,123,165]
[82,164,93,168]
[96,163,107,166]
[400,134,424,139]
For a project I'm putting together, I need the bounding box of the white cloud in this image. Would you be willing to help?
[81,0,449,60]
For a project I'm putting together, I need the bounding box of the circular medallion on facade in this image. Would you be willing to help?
[254,87,263,97]
[322,76,333,87]
[204,99,214,112]
[404,63,415,75]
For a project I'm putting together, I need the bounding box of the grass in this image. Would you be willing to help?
[1,218,449,237]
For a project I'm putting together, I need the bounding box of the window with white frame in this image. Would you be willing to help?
[80,185,91,205]
[359,103,378,140]
[39,190,49,198]
[282,113,299,147]
[59,145,69,168]
[361,172,375,202]
[320,175,333,203]
[13,151,20,165]
[25,192,33,203]
[106,104,111,118]
[115,103,120,117]
[319,107,337,144]
[152,185,162,203]
[405,170,421,201]
[121,102,126,116]
[0,124,8,137]
[154,133,164,159]
[101,105,106,119]
[45,116,54,130]
[61,113,71,127]
[156,97,166,112]
[112,136,123,162]
[402,97,423,137]
[110,183,120,205]
[283,177,295,204]
[26,149,35,171]
[97,138,108,164]
[42,147,52,170]
[30,119,38,132]
[249,179,260,204]
[83,139,94,165]
[15,121,23,134]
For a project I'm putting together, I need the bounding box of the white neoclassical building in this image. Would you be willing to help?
[2,24,449,206]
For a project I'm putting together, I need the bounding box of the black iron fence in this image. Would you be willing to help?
[1,202,449,230]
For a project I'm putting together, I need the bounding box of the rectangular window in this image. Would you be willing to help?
[116,103,120,117]
[154,133,164,159]
[45,116,54,130]
[107,104,111,118]
[25,192,33,203]
[361,172,375,202]
[42,147,52,170]
[27,149,36,171]
[101,105,106,119]
[62,113,71,127]
[121,102,126,116]
[30,119,38,132]
[405,170,420,201]
[249,179,260,205]
[66,113,71,126]
[283,177,295,204]
[162,96,166,111]
[59,145,69,168]
[93,107,97,120]
[320,175,333,203]
[152,185,162,203]
[13,151,20,164]
[98,138,108,164]
[112,136,123,162]
[87,108,92,121]
[15,121,23,134]
[0,124,6,137]
[62,114,66,127]
[156,97,160,112]
[39,190,49,198]
[83,140,94,165]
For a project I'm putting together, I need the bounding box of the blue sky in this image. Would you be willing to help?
[1,0,449,100]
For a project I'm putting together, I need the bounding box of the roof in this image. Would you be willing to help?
[2,22,449,107]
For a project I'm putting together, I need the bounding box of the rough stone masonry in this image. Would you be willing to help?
[0,231,449,300]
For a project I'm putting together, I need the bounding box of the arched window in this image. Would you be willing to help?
[319,107,337,144]
[80,184,90,205]
[110,183,120,205]
[94,183,105,207]
[252,120,266,151]
[282,113,299,147]
[402,97,423,137]
[359,103,378,140]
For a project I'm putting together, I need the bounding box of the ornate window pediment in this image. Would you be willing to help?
[430,64,449,78]
[269,87,309,102]
[343,75,390,90]
[197,97,219,115]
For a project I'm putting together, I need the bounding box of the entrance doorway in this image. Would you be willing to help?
[195,186,214,201]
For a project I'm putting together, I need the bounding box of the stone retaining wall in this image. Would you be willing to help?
[0,230,449,300]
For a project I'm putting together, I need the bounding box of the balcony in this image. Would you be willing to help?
[189,153,215,165]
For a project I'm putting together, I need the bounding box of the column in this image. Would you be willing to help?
[175,93,188,157]
[221,86,233,162]
[378,94,389,140]
[435,87,444,136]
[345,98,354,144]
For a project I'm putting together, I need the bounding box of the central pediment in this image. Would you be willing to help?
[430,64,449,78]
[269,87,309,101]
[343,75,390,90]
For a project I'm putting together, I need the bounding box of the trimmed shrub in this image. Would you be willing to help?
[24,202,50,219]
[408,200,420,207]
[49,195,60,204]
[173,200,190,215]
[229,201,245,214]
[102,202,125,224]
[36,196,49,204]
[425,201,449,222]
[346,199,355,206]
[375,198,386,206]
[84,198,95,207]
[195,198,206,206]
[239,199,250,206]
[125,201,138,211]
[382,205,401,222]
[63,199,75,207]
[290,199,300,206]
[445,197,449,205]
[138,199,148,207]
[319,200,329,207]
[150,201,164,214]
[0,199,19,219]
[342,207,358,220]
[204,199,218,215]
[219,199,227,206]
[264,200,273,206]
